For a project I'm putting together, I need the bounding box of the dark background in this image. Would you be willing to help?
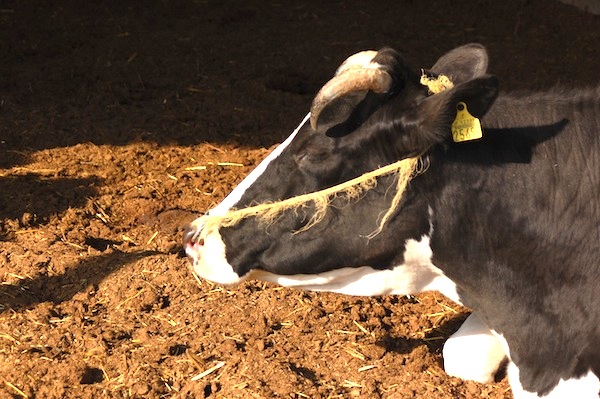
[2,1,598,155]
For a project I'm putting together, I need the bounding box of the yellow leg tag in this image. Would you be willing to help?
[451,102,482,142]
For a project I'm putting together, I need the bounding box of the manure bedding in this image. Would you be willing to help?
[1,1,598,398]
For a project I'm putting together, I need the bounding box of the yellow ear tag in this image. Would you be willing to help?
[451,102,482,142]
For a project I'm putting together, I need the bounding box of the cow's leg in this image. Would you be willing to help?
[442,312,506,383]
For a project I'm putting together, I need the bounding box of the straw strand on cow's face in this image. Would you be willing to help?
[201,156,420,236]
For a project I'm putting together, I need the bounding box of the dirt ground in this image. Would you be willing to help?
[0,1,598,398]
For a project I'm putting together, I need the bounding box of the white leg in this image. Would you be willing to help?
[442,312,506,383]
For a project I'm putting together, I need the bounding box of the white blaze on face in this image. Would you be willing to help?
[185,114,310,284]
[207,113,310,217]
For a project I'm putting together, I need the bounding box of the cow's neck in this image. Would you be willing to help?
[421,89,600,330]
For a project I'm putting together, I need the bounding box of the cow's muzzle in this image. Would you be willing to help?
[183,220,246,286]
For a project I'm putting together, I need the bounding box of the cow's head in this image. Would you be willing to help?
[184,44,498,297]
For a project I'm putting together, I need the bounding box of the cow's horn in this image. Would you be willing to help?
[310,52,392,130]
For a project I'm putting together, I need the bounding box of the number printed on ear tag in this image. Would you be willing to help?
[451,102,483,142]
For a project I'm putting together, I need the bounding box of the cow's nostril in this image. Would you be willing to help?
[183,225,203,251]
[183,229,204,260]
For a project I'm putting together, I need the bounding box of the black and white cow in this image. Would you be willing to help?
[184,44,600,398]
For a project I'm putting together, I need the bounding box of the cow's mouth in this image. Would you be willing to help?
[183,224,249,286]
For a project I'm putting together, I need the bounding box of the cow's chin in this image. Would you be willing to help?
[192,261,247,286]
[251,267,406,296]
[189,232,461,303]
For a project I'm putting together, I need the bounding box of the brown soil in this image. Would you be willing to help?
[0,1,598,398]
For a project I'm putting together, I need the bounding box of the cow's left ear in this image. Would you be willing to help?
[430,43,489,84]
[404,75,499,149]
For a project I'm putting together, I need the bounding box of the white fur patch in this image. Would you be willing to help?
[249,235,460,300]
[443,313,506,383]
[187,114,310,281]
[191,230,245,286]
[206,113,310,218]
[191,233,458,297]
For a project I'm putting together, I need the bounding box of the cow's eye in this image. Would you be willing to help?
[294,148,342,181]
[296,148,328,163]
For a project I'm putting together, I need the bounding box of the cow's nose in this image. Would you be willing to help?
[183,225,204,258]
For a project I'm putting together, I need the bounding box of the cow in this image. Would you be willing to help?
[184,43,600,398]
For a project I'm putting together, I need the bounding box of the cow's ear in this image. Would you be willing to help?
[403,75,499,149]
[430,43,489,84]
